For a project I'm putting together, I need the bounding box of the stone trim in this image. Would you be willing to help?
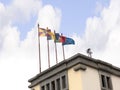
[74,64,87,71]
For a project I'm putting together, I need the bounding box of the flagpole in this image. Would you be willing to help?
[47,39,50,68]
[62,44,65,60]
[54,30,58,64]
[37,24,41,73]
[61,33,65,60]
[46,27,50,68]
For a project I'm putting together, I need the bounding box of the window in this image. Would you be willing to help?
[56,78,61,90]
[62,75,66,89]
[40,74,67,90]
[101,75,106,88]
[100,74,112,90]
[106,76,112,89]
[51,81,55,90]
[41,86,45,90]
[46,83,50,90]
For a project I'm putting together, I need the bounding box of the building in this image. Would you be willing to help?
[28,53,120,90]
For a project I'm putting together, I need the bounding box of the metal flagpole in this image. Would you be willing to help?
[61,33,65,60]
[62,44,65,60]
[54,30,58,64]
[37,24,41,73]
[46,27,50,68]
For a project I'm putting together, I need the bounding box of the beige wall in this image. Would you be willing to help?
[31,65,120,90]
[68,64,101,90]
[112,75,120,90]
[81,66,101,90]
[32,84,40,90]
[68,65,83,90]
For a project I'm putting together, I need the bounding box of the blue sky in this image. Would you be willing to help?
[43,0,109,36]
[0,0,11,4]
[0,0,109,40]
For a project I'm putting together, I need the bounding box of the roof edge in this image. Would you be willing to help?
[28,53,120,83]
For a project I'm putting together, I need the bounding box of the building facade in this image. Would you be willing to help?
[28,53,120,90]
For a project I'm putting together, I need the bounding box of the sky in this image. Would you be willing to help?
[0,0,120,90]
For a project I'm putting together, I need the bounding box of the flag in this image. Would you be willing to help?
[39,28,46,37]
[54,33,61,42]
[62,37,75,45]
[46,29,55,40]
[54,33,66,43]
[59,35,66,43]
[54,33,75,45]
[38,28,55,40]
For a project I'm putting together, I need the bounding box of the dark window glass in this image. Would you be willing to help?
[56,78,61,90]
[101,75,106,88]
[46,83,50,90]
[106,76,112,89]
[51,81,55,90]
[62,76,66,89]
[101,74,112,90]
[41,86,45,90]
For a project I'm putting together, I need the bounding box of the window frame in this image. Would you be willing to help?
[99,71,113,90]
[46,83,50,90]
[51,80,55,90]
[61,75,67,89]
[41,85,45,90]
[56,78,61,90]
[40,71,68,90]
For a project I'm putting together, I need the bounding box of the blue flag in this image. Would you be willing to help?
[62,37,75,45]
[54,33,61,42]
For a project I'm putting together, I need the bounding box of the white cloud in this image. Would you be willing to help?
[37,4,61,32]
[0,25,38,90]
[0,0,41,26]
[0,0,120,90]
[0,3,9,28]
[11,0,41,23]
[0,0,61,90]
[95,1,104,15]
[58,0,120,68]
[72,0,120,67]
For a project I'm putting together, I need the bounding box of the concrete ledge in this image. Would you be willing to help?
[74,64,87,71]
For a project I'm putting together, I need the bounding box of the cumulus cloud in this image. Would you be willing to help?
[37,4,61,32]
[58,0,120,68]
[0,0,61,90]
[0,0,120,90]
[0,0,41,27]
[71,0,120,67]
